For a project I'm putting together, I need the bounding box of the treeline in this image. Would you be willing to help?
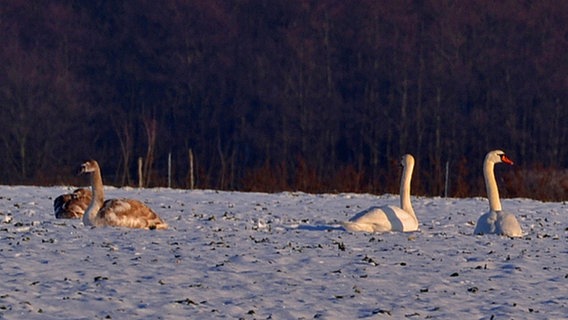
[0,0,567,200]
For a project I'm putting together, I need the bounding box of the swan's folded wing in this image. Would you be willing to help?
[496,211,523,237]
[55,193,88,219]
[474,211,496,235]
[63,201,87,219]
[342,220,393,232]
[344,205,418,232]
[100,199,168,229]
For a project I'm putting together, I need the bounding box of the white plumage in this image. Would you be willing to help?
[343,154,419,233]
[473,150,522,237]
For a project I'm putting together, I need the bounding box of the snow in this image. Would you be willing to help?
[0,185,566,319]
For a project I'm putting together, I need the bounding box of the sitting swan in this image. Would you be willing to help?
[342,154,419,232]
[53,188,92,219]
[473,150,522,237]
[80,160,168,230]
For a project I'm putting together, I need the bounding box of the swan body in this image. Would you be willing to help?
[80,160,168,230]
[342,154,419,232]
[473,150,522,237]
[53,188,92,219]
[342,205,418,232]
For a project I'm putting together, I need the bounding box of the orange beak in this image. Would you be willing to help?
[501,154,514,165]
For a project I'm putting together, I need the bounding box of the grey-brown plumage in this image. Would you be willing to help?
[79,160,168,230]
[53,188,92,219]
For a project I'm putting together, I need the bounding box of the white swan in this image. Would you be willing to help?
[473,150,522,237]
[80,160,168,230]
[54,188,92,219]
[342,154,419,232]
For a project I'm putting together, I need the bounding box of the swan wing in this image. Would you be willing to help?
[54,189,92,219]
[496,211,523,237]
[63,201,88,219]
[474,211,522,237]
[473,211,497,235]
[97,199,168,230]
[343,205,418,232]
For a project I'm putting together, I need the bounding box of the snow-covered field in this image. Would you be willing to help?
[0,185,566,319]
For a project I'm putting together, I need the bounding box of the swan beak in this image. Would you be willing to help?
[501,154,514,165]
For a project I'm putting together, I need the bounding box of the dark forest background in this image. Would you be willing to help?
[1,0,567,200]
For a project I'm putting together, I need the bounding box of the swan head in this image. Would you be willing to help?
[79,160,99,175]
[485,150,514,166]
[400,154,415,168]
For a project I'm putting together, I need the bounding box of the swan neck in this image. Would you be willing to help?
[400,161,416,219]
[83,164,105,226]
[484,159,502,211]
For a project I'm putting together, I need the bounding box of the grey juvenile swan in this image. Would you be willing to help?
[53,188,92,219]
[80,160,168,230]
